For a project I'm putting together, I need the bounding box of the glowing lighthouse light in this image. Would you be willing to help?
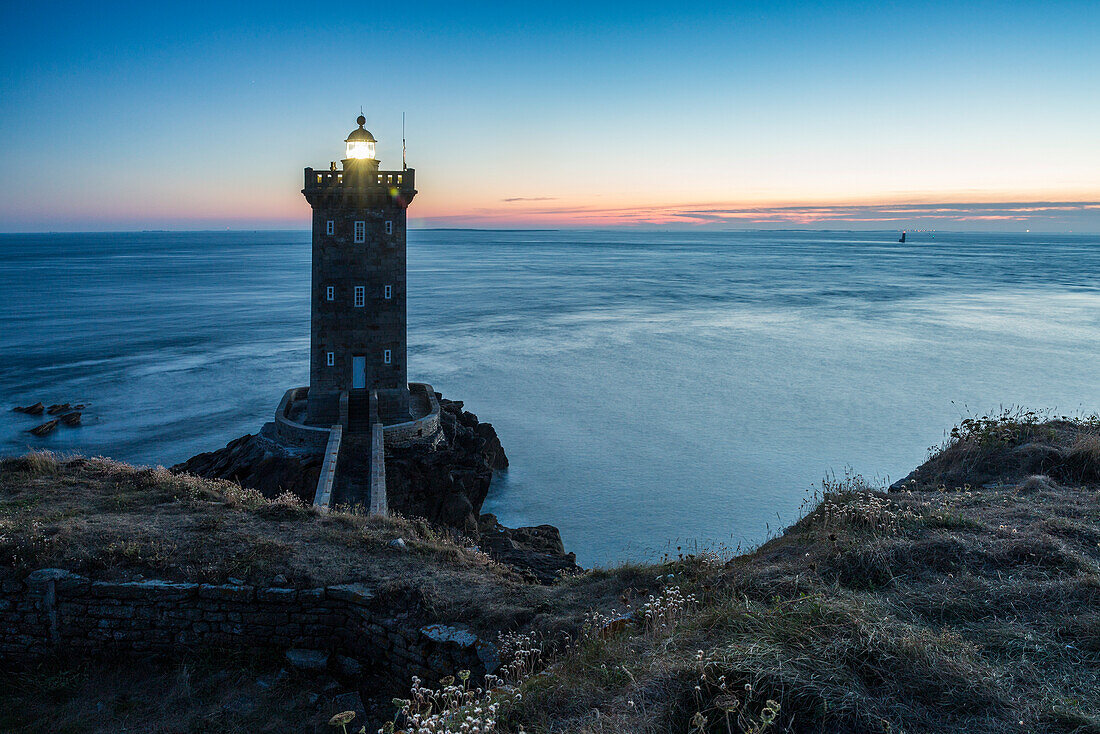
[345,115,377,160]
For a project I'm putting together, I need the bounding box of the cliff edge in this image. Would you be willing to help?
[4,410,1100,733]
[171,396,579,584]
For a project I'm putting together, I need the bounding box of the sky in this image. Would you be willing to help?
[1,1,1098,232]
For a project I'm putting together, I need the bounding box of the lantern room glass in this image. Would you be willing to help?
[346,140,376,160]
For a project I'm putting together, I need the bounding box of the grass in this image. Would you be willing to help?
[496,415,1100,733]
[906,407,1100,488]
[6,411,1100,732]
[0,451,589,636]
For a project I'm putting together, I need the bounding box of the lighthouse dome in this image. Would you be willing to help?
[345,115,377,160]
[346,116,377,143]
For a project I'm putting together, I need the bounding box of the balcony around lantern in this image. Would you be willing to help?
[303,168,416,192]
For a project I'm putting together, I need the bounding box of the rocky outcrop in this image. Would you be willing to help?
[172,432,323,501]
[439,398,508,471]
[383,398,507,535]
[13,401,86,416]
[172,395,575,583]
[28,419,59,436]
[15,401,87,432]
[477,514,580,584]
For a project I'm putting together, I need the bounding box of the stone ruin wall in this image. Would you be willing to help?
[0,569,498,684]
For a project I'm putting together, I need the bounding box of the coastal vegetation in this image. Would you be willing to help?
[4,411,1100,732]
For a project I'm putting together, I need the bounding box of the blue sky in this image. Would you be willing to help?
[1,1,1098,230]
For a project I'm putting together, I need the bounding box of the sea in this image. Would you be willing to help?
[1,229,1098,566]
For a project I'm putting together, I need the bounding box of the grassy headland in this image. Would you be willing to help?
[3,410,1100,733]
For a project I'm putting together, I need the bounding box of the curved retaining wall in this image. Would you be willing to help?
[273,388,332,451]
[383,383,441,448]
[0,569,498,684]
[275,385,439,451]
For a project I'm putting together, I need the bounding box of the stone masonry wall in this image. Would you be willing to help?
[273,387,332,450]
[0,570,497,685]
[307,193,410,425]
[383,383,442,448]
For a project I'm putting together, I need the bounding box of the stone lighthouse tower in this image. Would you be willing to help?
[302,116,417,428]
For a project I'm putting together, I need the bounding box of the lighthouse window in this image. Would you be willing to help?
[326,220,334,235]
[384,284,392,300]
[354,221,365,243]
[326,285,334,301]
[385,220,393,235]
[326,352,334,367]
[383,349,392,365]
[354,286,365,307]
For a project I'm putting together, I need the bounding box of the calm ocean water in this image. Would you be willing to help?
[1,229,1098,565]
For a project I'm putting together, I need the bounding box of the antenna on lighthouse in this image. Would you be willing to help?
[402,112,407,170]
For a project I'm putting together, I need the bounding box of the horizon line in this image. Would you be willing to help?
[2,226,1098,236]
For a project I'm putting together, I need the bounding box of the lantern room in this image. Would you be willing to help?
[345,115,377,160]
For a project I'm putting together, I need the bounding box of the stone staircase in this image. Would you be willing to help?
[327,390,388,514]
[332,436,372,508]
[348,391,371,434]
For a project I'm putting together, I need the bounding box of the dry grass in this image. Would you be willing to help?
[901,408,1100,488]
[497,418,1100,733]
[0,452,653,641]
[0,453,646,733]
[0,453,589,637]
[7,415,1100,733]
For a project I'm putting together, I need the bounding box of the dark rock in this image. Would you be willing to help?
[326,583,374,604]
[329,692,366,726]
[255,668,288,689]
[436,394,461,411]
[477,514,581,584]
[28,419,59,436]
[223,694,256,716]
[475,422,509,470]
[334,655,363,677]
[60,411,81,426]
[47,403,71,415]
[331,690,365,713]
[420,623,479,647]
[380,398,507,531]
[599,614,634,638]
[286,648,329,672]
[13,402,44,415]
[171,429,322,505]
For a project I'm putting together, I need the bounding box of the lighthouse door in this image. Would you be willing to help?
[352,356,367,389]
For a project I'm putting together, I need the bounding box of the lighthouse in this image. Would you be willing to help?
[302,116,417,429]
